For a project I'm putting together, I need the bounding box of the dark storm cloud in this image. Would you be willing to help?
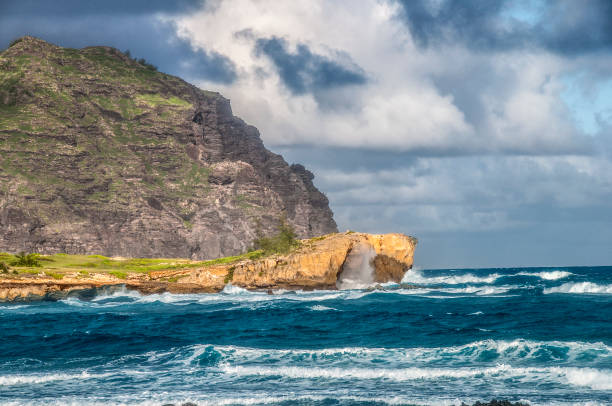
[0,0,237,84]
[255,36,367,95]
[0,0,204,17]
[395,0,612,55]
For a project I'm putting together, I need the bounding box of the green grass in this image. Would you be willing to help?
[136,93,191,108]
[109,271,127,279]
[44,271,64,280]
[0,250,267,280]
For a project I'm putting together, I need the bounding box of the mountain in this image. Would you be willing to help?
[0,36,337,259]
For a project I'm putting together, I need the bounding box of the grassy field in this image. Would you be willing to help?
[0,251,264,279]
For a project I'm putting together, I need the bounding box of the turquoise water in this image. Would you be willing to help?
[1,266,611,405]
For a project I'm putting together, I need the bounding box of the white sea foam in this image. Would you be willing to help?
[0,371,110,386]
[220,363,612,390]
[0,394,466,406]
[401,268,501,285]
[544,282,612,294]
[518,270,573,280]
[561,367,612,390]
[185,339,612,369]
[309,305,338,311]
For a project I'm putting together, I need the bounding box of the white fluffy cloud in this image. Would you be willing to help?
[166,0,612,267]
[170,0,592,153]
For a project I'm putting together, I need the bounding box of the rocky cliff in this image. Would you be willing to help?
[0,37,337,258]
[0,232,417,301]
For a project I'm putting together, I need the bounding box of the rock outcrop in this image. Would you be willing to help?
[0,37,337,259]
[0,232,417,301]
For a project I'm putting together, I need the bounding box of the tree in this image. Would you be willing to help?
[10,252,41,267]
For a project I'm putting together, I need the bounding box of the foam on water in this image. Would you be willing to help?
[401,268,501,285]
[194,339,612,367]
[517,270,573,280]
[2,265,611,406]
[0,371,111,386]
[220,364,612,390]
[544,282,612,294]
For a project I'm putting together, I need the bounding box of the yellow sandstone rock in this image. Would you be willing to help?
[0,232,417,301]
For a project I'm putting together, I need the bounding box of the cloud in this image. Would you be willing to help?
[172,0,594,155]
[315,153,612,267]
[0,0,204,17]
[254,36,367,95]
[394,0,612,55]
[0,0,236,83]
[1,0,611,267]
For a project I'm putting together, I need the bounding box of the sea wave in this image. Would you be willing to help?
[4,395,610,406]
[517,270,573,280]
[0,371,111,386]
[220,363,612,390]
[544,282,612,294]
[401,269,501,285]
[0,394,469,406]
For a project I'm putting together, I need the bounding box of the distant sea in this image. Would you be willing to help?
[1,266,611,405]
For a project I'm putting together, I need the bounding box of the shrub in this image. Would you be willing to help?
[0,262,9,273]
[109,271,127,279]
[253,217,300,255]
[44,271,64,280]
[9,38,24,48]
[224,266,235,284]
[137,57,157,71]
[10,252,41,267]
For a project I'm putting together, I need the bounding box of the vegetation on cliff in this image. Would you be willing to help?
[0,36,337,260]
[0,232,417,302]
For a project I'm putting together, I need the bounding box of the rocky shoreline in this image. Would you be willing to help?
[0,232,417,301]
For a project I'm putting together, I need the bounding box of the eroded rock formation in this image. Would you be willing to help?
[0,232,417,301]
[0,37,336,259]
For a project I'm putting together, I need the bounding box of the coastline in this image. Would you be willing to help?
[0,232,417,301]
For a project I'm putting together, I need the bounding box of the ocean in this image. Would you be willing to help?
[1,266,611,405]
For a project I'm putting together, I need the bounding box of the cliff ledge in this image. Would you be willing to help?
[0,232,417,301]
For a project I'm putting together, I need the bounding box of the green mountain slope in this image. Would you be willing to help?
[0,36,337,259]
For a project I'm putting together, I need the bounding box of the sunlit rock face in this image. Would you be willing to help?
[0,36,337,259]
[195,232,417,291]
[0,232,417,301]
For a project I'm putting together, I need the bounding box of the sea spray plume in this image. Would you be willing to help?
[336,243,376,289]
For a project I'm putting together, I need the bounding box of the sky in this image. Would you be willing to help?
[1,0,612,268]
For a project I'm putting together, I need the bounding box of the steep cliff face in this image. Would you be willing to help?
[0,232,417,301]
[0,37,337,258]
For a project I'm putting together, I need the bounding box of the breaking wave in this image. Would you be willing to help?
[3,265,611,405]
[544,282,612,294]
[401,269,502,285]
[517,270,573,280]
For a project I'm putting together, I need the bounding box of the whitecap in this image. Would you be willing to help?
[220,363,612,391]
[517,270,573,280]
[309,305,338,311]
[0,371,110,386]
[544,282,612,294]
[401,269,501,285]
